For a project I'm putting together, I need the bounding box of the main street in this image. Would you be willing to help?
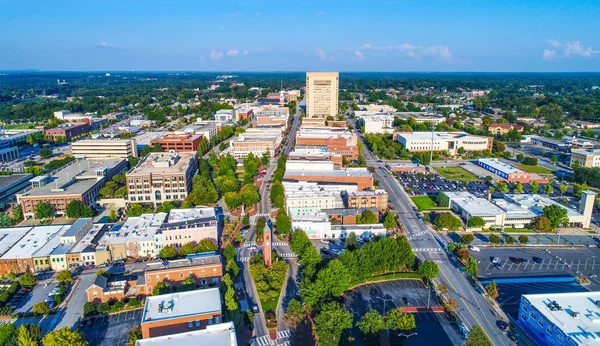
[357,130,511,346]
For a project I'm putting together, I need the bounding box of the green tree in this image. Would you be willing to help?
[496,181,509,193]
[543,204,569,229]
[41,327,88,346]
[33,302,49,315]
[486,281,499,299]
[465,257,479,277]
[18,272,37,288]
[544,184,554,195]
[460,234,475,245]
[538,103,564,129]
[227,260,240,277]
[383,211,396,230]
[109,209,118,222]
[434,214,462,230]
[418,260,439,283]
[447,241,455,252]
[223,243,236,263]
[531,216,552,232]
[225,286,238,311]
[317,259,351,297]
[12,205,23,224]
[314,302,353,346]
[39,148,53,159]
[357,310,384,336]
[0,323,16,346]
[518,235,529,244]
[505,236,516,244]
[386,309,416,331]
[158,245,177,260]
[467,216,486,228]
[559,183,568,195]
[514,183,523,194]
[152,282,172,296]
[223,192,243,210]
[127,326,142,346]
[357,209,378,224]
[345,232,358,251]
[465,325,493,346]
[283,299,305,329]
[17,324,37,346]
[83,302,96,316]
[195,239,218,253]
[275,209,292,236]
[126,203,146,217]
[488,234,501,244]
[178,242,196,257]
[240,184,260,206]
[531,181,539,194]
[242,214,250,227]
[551,156,558,164]
[34,201,55,219]
[56,270,73,285]
[269,181,285,208]
[65,200,93,218]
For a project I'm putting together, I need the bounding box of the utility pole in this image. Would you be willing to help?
[429,125,435,172]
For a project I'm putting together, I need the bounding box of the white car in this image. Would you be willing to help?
[492,257,500,264]
[320,239,329,244]
[469,245,481,252]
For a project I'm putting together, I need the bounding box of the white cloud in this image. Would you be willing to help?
[543,49,557,60]
[354,50,364,60]
[210,49,223,60]
[351,43,451,60]
[316,11,326,16]
[95,42,115,49]
[546,39,561,48]
[543,40,599,59]
[229,13,242,17]
[227,49,239,56]
[396,43,418,52]
[243,50,249,55]
[406,51,416,58]
[361,44,372,49]
[317,49,327,60]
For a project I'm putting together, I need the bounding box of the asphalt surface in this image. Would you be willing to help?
[80,308,143,346]
[358,129,512,346]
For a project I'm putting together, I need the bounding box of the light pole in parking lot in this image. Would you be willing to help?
[375,296,394,316]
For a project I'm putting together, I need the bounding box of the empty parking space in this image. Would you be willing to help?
[81,309,142,346]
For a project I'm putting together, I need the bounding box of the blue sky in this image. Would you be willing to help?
[1,0,599,72]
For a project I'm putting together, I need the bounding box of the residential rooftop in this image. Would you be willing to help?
[128,152,196,175]
[135,322,236,346]
[142,288,221,323]
[522,291,600,343]
[18,158,125,197]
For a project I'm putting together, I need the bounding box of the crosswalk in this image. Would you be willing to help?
[408,231,427,239]
[240,257,250,262]
[280,253,297,258]
[414,248,444,253]
[243,242,258,248]
[253,213,271,218]
[254,335,275,346]
[277,330,291,339]
[273,242,288,247]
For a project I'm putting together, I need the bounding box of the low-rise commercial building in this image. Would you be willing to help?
[256,115,288,129]
[388,162,427,173]
[98,213,168,260]
[228,130,282,159]
[570,148,600,168]
[295,128,358,159]
[150,134,202,153]
[45,123,91,142]
[478,159,532,183]
[525,136,571,153]
[141,288,223,339]
[136,322,237,346]
[283,181,344,217]
[346,190,388,211]
[127,152,197,206]
[214,109,236,123]
[395,132,493,156]
[0,129,41,149]
[72,139,138,159]
[159,208,218,250]
[17,158,128,219]
[286,159,335,172]
[0,147,19,163]
[284,168,373,190]
[291,213,385,239]
[86,274,128,303]
[361,114,395,134]
[517,292,600,346]
[184,121,219,141]
[288,150,343,167]
[394,112,446,125]
[323,208,380,225]
[0,174,33,206]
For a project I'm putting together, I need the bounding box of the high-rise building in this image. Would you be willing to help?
[306,72,339,118]
[579,190,597,228]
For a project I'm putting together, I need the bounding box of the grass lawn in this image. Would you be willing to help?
[261,292,280,312]
[435,166,480,182]
[411,196,447,211]
[514,163,553,174]
[4,124,35,130]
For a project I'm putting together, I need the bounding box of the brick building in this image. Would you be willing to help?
[85,275,127,303]
[284,168,373,190]
[44,123,91,142]
[150,134,202,153]
[141,288,223,339]
[346,190,388,211]
[295,129,358,160]
[323,208,380,225]
[16,158,128,219]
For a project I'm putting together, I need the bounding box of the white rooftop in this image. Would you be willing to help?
[478,158,524,175]
[1,225,66,259]
[70,223,105,254]
[523,292,600,344]
[100,213,167,244]
[0,227,31,257]
[444,191,506,217]
[166,207,216,223]
[135,322,236,346]
[348,189,387,197]
[283,181,343,199]
[142,288,221,323]
[504,194,583,218]
[397,131,487,141]
[285,168,371,178]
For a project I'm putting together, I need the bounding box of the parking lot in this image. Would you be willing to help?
[80,309,143,346]
[471,247,600,280]
[448,232,598,247]
[14,277,59,314]
[343,279,463,346]
[396,171,490,198]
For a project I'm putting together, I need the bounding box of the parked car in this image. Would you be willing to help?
[492,257,500,265]
[469,245,481,252]
[251,304,259,314]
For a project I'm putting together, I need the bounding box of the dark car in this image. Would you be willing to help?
[86,318,95,327]
[251,304,259,314]
[507,332,519,341]
[497,320,509,331]
[402,297,410,306]
[79,319,86,328]
[533,256,543,264]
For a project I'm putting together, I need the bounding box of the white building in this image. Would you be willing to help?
[285,159,335,172]
[517,292,600,346]
[283,181,343,217]
[306,72,339,118]
[395,112,446,125]
[396,132,492,155]
[570,148,600,168]
[292,214,386,239]
[214,109,236,123]
[72,138,138,159]
[136,322,237,346]
[362,114,395,134]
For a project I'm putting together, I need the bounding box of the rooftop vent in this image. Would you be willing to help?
[571,311,581,319]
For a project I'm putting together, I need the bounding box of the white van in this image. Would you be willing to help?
[469,245,481,252]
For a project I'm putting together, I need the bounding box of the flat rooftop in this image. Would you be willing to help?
[135,322,236,346]
[478,158,524,175]
[18,158,125,197]
[1,225,67,259]
[348,189,387,197]
[396,131,488,141]
[571,148,600,156]
[70,223,106,254]
[445,191,507,217]
[145,252,221,272]
[296,129,355,139]
[63,218,92,238]
[0,227,31,257]
[72,138,134,146]
[504,194,583,218]
[285,168,371,178]
[134,131,167,146]
[166,208,216,223]
[100,213,167,244]
[142,288,221,323]
[523,291,600,343]
[0,174,33,191]
[128,152,196,175]
[395,112,442,119]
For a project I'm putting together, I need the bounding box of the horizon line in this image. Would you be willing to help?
[2,70,600,74]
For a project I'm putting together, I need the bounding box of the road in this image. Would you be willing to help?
[240,104,300,345]
[357,130,511,345]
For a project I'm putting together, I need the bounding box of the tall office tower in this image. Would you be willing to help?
[306,72,339,118]
[579,190,597,228]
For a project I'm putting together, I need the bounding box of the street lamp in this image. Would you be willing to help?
[375,296,394,316]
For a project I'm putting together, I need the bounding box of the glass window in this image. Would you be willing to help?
[188,322,193,328]
[195,320,200,327]
[208,318,213,325]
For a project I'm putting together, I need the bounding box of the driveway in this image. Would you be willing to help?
[80,309,143,346]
